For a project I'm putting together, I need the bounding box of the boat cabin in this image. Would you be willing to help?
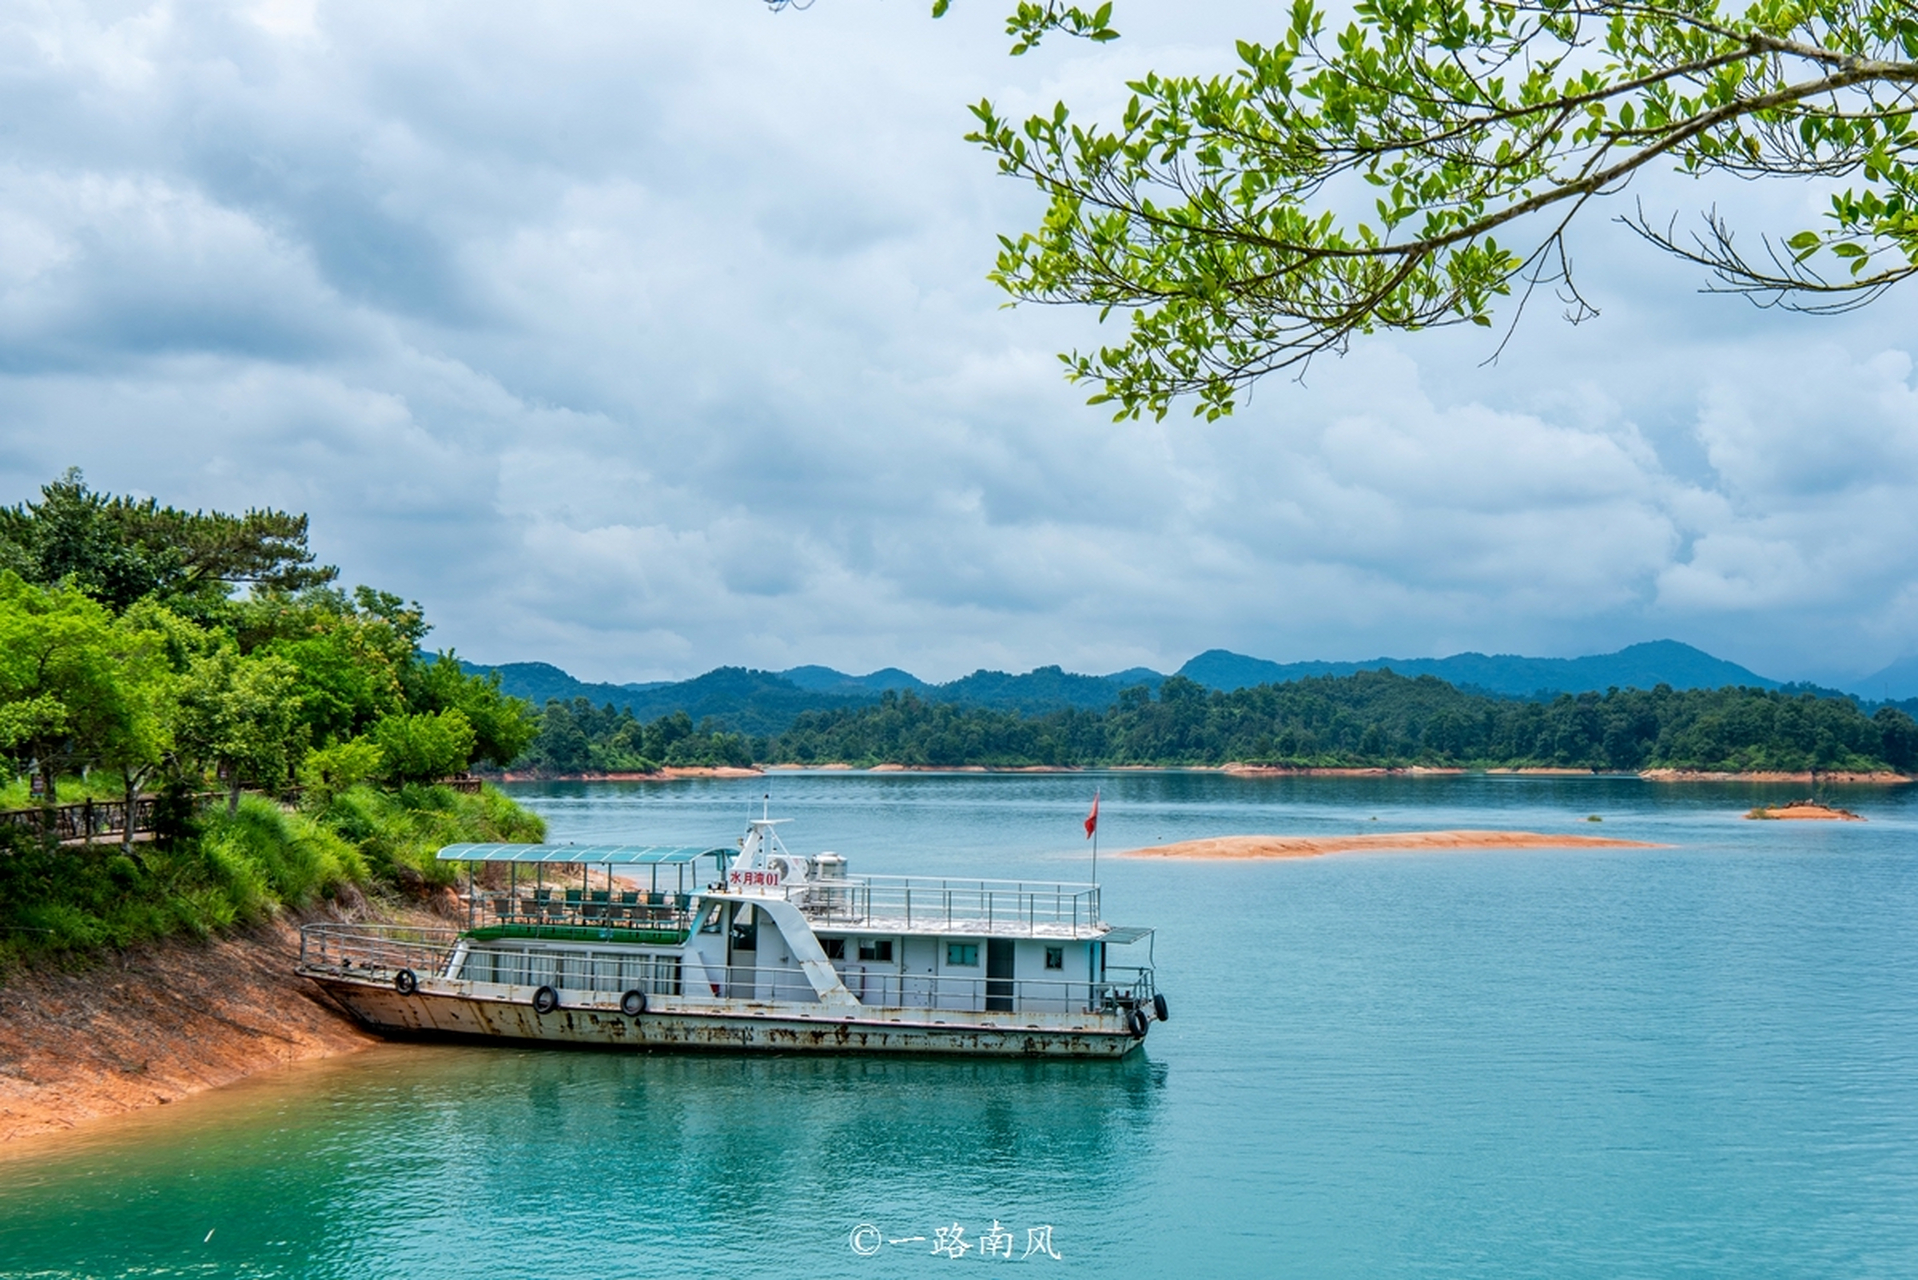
[417,819,1153,1018]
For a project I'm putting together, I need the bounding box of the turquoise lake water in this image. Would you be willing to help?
[3,772,1916,1278]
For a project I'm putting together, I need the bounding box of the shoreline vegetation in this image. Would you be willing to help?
[516,673,1918,780]
[491,763,1912,784]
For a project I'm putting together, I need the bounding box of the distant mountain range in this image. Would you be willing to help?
[1854,654,1918,702]
[462,639,1875,736]
[1179,640,1781,698]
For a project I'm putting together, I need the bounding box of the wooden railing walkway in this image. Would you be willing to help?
[0,776,483,845]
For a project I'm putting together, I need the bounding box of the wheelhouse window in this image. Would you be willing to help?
[1044,946,1064,970]
[820,937,846,960]
[858,939,893,962]
[947,942,979,967]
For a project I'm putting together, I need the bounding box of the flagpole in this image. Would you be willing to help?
[1083,788,1101,923]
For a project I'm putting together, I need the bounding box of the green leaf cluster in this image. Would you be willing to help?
[964,0,1918,418]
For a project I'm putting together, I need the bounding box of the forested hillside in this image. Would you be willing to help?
[768,674,1917,772]
[515,670,1918,775]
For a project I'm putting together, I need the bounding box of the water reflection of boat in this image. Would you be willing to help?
[298,815,1168,1057]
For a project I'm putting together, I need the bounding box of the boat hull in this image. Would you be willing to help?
[308,976,1145,1058]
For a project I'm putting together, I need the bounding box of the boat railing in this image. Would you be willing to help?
[298,924,1152,1017]
[298,923,462,982]
[786,875,1102,936]
[715,962,1153,1015]
[462,887,701,937]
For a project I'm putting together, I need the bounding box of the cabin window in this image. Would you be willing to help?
[1045,946,1064,970]
[821,937,846,960]
[858,939,893,963]
[946,942,979,967]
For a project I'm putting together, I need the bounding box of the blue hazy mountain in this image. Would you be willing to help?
[1176,640,1778,697]
[779,665,928,694]
[1850,655,1918,702]
[465,640,1786,735]
[459,662,875,738]
[454,661,671,710]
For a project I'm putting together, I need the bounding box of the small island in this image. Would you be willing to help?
[1745,800,1865,821]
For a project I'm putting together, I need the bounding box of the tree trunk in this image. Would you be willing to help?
[122,770,138,856]
[227,771,241,817]
[37,761,56,846]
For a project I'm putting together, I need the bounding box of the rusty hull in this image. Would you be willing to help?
[308,976,1143,1058]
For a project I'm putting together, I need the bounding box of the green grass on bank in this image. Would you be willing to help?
[0,783,545,976]
[0,774,141,810]
[318,783,544,891]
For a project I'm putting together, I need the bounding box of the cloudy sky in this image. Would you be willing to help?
[4,0,1915,687]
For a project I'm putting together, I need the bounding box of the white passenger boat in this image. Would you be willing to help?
[297,817,1167,1057]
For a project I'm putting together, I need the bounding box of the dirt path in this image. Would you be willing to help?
[1123,830,1666,860]
[0,918,375,1144]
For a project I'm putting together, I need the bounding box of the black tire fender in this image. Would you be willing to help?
[1153,993,1169,1023]
[621,989,648,1018]
[1128,1008,1149,1038]
[532,985,559,1015]
[393,968,418,996]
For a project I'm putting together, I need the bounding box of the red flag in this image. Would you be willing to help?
[1084,791,1099,839]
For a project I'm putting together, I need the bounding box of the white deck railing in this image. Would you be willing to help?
[780,875,1103,937]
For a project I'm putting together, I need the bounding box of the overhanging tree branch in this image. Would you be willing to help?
[946,0,1918,419]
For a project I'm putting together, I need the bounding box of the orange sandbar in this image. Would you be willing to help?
[1745,802,1864,821]
[1123,830,1666,860]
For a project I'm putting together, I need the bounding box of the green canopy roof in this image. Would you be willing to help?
[436,844,732,866]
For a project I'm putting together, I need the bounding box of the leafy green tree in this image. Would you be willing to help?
[369,709,477,785]
[0,574,159,808]
[0,469,337,612]
[527,699,595,773]
[955,0,1918,418]
[175,647,303,814]
[403,652,539,768]
[94,622,183,854]
[298,738,386,804]
[1873,705,1918,771]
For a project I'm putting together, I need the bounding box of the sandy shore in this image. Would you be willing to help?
[1641,769,1910,784]
[865,764,1083,773]
[0,917,374,1143]
[1124,830,1666,860]
[1222,764,1465,777]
